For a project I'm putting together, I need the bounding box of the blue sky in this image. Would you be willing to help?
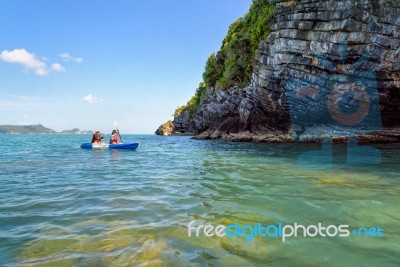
[0,0,252,133]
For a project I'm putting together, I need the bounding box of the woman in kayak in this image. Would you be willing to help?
[110,129,120,144]
[91,130,104,144]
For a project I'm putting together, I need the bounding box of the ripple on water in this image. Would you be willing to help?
[0,135,399,266]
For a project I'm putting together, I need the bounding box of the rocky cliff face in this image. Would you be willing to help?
[155,120,175,135]
[162,0,400,142]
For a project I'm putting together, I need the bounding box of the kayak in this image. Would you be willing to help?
[80,142,139,150]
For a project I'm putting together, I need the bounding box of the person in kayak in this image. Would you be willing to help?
[91,130,104,144]
[109,129,120,144]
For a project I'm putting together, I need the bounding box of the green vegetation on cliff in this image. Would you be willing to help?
[175,0,275,118]
[174,82,207,117]
[203,0,275,89]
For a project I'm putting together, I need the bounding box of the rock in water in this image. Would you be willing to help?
[155,120,175,136]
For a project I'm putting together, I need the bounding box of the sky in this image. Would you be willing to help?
[0,0,252,133]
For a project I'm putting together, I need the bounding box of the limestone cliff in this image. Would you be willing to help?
[158,0,400,142]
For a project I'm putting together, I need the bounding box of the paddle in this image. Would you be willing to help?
[114,121,123,143]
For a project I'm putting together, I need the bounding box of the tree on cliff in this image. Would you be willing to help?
[176,0,275,119]
[203,0,275,89]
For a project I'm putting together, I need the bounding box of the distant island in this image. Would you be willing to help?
[0,124,94,134]
[58,128,94,135]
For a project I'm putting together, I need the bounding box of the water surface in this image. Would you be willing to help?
[0,135,399,266]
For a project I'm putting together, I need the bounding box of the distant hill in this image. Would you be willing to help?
[0,125,93,134]
[0,124,56,134]
[59,128,94,134]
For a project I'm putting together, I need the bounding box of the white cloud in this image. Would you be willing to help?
[0,48,48,76]
[51,63,66,72]
[60,53,83,63]
[0,48,67,76]
[83,94,103,104]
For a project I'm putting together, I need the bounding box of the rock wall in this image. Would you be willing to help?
[155,120,175,136]
[162,0,400,142]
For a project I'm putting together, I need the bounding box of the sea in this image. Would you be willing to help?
[0,134,399,266]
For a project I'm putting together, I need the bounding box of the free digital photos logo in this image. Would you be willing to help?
[285,41,382,168]
[187,221,384,242]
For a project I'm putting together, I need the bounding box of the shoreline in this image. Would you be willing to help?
[182,129,400,144]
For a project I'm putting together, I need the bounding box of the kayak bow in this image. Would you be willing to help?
[80,142,139,150]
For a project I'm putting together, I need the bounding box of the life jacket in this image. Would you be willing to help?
[110,134,119,144]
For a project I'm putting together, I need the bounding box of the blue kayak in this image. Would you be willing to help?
[80,142,139,150]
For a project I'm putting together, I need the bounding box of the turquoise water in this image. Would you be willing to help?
[0,134,399,266]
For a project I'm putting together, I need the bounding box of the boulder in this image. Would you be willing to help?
[155,120,175,136]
